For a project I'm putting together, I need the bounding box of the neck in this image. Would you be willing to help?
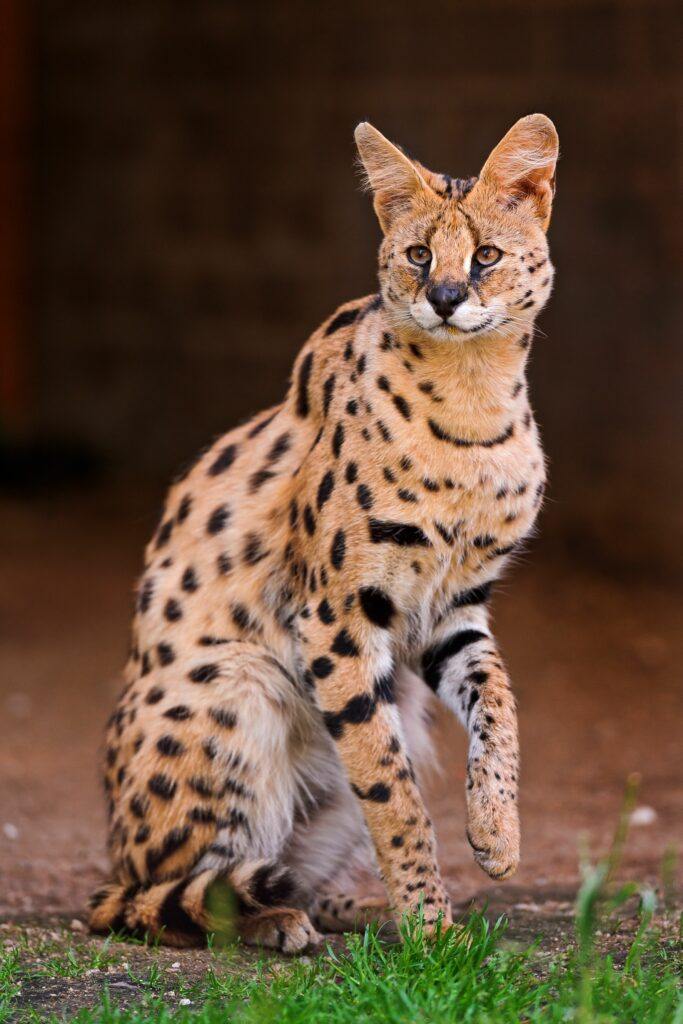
[375,316,533,443]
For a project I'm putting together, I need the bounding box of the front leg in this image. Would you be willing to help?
[303,612,451,931]
[421,592,520,880]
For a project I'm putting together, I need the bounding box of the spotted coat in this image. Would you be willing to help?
[90,114,558,951]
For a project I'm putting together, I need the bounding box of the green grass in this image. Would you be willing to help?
[1,903,680,1024]
[2,784,681,1023]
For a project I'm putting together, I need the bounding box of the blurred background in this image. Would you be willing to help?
[0,0,681,920]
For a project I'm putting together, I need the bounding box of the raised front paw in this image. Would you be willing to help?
[466,783,520,880]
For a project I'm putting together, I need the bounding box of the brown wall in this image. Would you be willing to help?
[31,1,681,575]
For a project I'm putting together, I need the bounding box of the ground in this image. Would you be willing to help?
[0,487,681,1019]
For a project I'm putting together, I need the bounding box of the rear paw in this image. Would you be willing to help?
[240,908,322,953]
[313,894,390,933]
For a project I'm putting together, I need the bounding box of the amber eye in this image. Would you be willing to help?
[474,245,502,267]
[407,245,432,267]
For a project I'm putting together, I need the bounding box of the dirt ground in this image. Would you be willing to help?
[1,486,681,954]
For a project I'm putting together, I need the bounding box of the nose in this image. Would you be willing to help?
[426,281,468,320]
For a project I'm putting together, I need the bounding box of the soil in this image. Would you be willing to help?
[0,486,681,1012]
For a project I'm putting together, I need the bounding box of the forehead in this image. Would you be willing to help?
[405,184,532,252]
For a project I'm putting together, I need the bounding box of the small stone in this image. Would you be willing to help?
[179,998,193,1006]
[630,805,657,826]
[70,918,85,932]
[2,823,19,840]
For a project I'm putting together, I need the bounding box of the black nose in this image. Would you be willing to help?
[426,281,468,320]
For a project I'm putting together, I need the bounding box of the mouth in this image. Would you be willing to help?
[419,314,496,338]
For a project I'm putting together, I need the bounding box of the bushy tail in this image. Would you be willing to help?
[88,859,300,948]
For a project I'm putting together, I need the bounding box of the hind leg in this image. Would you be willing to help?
[101,641,323,948]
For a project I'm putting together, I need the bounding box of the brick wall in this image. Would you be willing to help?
[31,1,682,574]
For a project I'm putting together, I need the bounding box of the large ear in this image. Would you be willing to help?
[479,114,559,230]
[354,122,432,232]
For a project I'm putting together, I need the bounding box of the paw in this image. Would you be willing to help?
[241,908,323,953]
[313,894,390,933]
[466,797,520,880]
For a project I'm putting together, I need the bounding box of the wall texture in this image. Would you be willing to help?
[31,1,681,575]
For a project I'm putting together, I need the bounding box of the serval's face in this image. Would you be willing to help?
[356,115,558,343]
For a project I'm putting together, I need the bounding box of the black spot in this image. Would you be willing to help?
[311,656,334,679]
[176,494,192,524]
[346,398,358,415]
[473,534,496,548]
[317,470,335,510]
[322,374,336,417]
[399,455,412,471]
[383,467,396,483]
[164,598,182,622]
[164,704,193,721]
[332,422,345,458]
[146,826,192,877]
[249,468,277,492]
[325,307,360,336]
[157,735,185,757]
[189,806,216,824]
[140,651,152,677]
[397,489,418,503]
[303,504,316,536]
[247,410,278,438]
[421,630,488,691]
[207,505,230,534]
[243,533,269,565]
[376,420,392,442]
[352,782,392,803]
[408,342,424,360]
[380,331,393,350]
[181,566,199,593]
[137,578,154,614]
[356,354,366,374]
[356,483,373,510]
[208,444,238,476]
[145,686,165,705]
[189,774,214,796]
[209,707,238,729]
[155,519,173,549]
[157,642,175,666]
[130,793,149,819]
[359,587,396,628]
[422,478,439,492]
[296,351,314,417]
[134,824,150,844]
[248,864,298,912]
[217,552,233,575]
[373,672,396,703]
[393,395,411,420]
[317,598,336,625]
[323,691,377,738]
[391,835,404,847]
[148,773,177,800]
[330,529,346,569]
[345,461,358,483]
[369,519,431,547]
[189,663,220,684]
[331,628,360,657]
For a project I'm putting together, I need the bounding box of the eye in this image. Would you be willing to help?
[474,245,502,267]
[407,245,432,267]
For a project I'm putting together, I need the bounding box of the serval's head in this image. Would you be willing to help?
[355,115,558,342]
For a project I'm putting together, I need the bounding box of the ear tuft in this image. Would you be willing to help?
[354,122,431,232]
[480,114,559,229]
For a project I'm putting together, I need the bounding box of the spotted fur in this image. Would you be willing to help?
[91,114,558,950]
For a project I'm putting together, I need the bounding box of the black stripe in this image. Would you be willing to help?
[369,519,431,547]
[324,307,360,336]
[450,582,492,609]
[158,879,204,940]
[421,630,488,691]
[296,352,314,418]
[428,419,514,448]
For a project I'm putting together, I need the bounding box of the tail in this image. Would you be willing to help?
[88,860,300,948]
